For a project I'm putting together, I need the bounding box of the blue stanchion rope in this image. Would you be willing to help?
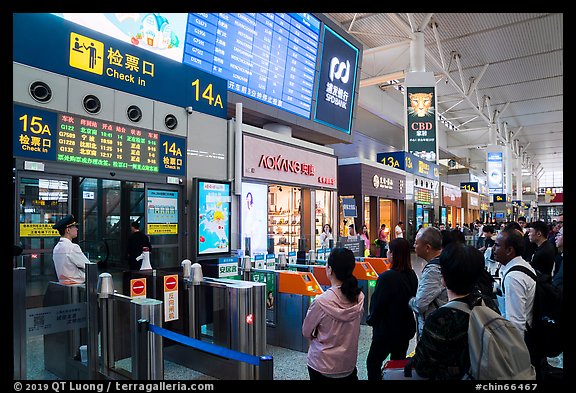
[148,324,271,366]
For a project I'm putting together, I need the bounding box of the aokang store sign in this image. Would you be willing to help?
[243,134,337,189]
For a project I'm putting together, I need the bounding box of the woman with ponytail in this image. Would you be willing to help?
[302,247,364,380]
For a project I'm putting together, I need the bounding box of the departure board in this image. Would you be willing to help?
[57,114,159,172]
[13,104,186,176]
[183,13,321,119]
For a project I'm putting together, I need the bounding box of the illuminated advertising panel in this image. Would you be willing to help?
[13,104,185,176]
[53,13,188,63]
[196,179,231,256]
[406,86,437,162]
[487,151,504,194]
[314,25,359,134]
[241,182,269,256]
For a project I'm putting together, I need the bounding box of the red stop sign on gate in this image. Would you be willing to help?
[165,275,178,291]
[131,279,146,297]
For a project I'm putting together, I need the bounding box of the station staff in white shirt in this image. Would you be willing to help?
[52,214,89,284]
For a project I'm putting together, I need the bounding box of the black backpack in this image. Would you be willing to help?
[474,269,500,314]
[504,265,563,357]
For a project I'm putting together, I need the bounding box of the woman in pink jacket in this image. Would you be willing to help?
[302,247,365,380]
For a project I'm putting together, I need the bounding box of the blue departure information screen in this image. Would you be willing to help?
[183,13,321,119]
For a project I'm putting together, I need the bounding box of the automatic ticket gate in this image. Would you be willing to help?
[42,282,88,380]
[362,257,391,275]
[313,261,378,324]
[251,268,323,352]
[123,268,267,380]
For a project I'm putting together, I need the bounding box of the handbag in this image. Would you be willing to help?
[382,359,427,380]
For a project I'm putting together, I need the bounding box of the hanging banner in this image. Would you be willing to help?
[314,25,359,134]
[406,86,437,163]
[487,151,504,195]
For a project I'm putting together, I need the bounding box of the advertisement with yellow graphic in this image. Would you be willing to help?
[54,13,186,63]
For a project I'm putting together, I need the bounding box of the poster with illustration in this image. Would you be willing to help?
[197,180,231,256]
[53,13,187,63]
[241,182,268,256]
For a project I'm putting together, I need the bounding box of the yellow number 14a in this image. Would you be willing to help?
[191,79,224,108]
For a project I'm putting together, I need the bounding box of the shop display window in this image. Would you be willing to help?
[315,190,334,249]
[268,185,301,255]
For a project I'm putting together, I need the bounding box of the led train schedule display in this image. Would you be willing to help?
[57,114,159,172]
[13,104,186,176]
[184,13,320,119]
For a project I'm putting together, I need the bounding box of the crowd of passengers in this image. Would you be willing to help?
[302,215,563,381]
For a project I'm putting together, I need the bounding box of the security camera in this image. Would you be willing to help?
[110,172,116,177]
[185,106,194,115]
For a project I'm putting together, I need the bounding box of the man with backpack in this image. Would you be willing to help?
[411,242,535,380]
[493,229,536,333]
[411,242,486,379]
[493,228,546,377]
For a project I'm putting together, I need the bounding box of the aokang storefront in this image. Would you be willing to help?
[241,132,338,257]
[337,158,406,257]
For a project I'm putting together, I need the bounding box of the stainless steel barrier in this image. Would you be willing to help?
[132,299,163,380]
[247,267,321,353]
[13,267,27,380]
[164,274,267,380]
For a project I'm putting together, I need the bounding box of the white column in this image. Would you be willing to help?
[505,146,513,195]
[516,156,522,201]
[410,31,426,72]
[234,103,243,196]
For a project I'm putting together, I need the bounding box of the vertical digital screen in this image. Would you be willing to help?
[183,13,320,118]
[487,151,504,194]
[314,25,359,134]
[407,86,437,163]
[416,204,424,229]
[241,182,269,256]
[197,180,231,256]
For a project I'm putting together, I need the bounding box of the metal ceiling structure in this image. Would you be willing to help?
[325,13,563,186]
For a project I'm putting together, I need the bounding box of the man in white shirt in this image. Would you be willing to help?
[52,214,89,284]
[493,228,536,334]
[394,221,404,239]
